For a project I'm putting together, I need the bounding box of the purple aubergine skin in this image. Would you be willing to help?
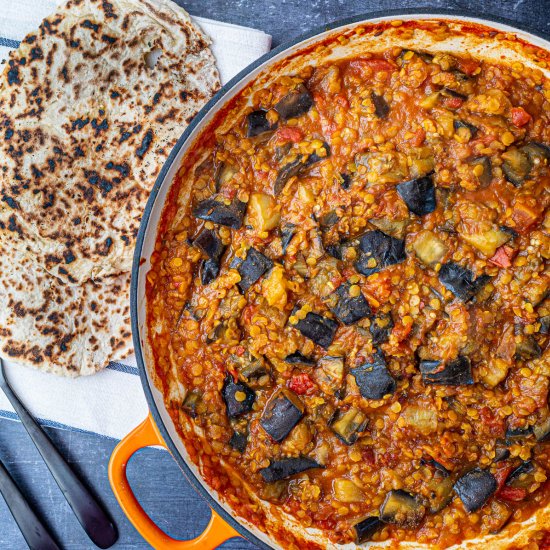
[0,359,118,549]
[0,457,60,550]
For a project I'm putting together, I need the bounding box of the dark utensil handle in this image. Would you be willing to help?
[0,381,118,549]
[0,458,60,550]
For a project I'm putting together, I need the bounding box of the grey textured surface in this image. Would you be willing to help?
[0,1,548,549]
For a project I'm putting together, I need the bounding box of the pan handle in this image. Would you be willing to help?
[108,415,240,549]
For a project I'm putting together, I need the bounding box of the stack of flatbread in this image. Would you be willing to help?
[0,0,220,375]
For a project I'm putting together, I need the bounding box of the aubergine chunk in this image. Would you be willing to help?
[233,248,273,292]
[200,258,221,285]
[540,315,550,335]
[369,313,394,346]
[194,228,225,261]
[506,461,535,488]
[355,230,406,276]
[330,407,368,445]
[534,416,550,442]
[454,468,497,512]
[247,109,277,137]
[396,174,436,216]
[290,307,339,349]
[453,119,478,137]
[221,375,256,418]
[182,391,202,418]
[371,92,390,119]
[328,281,372,325]
[306,142,331,166]
[379,490,425,527]
[274,84,314,120]
[284,351,316,366]
[354,516,383,544]
[280,223,296,254]
[273,157,304,195]
[438,262,491,302]
[351,350,396,400]
[229,431,248,453]
[340,173,352,190]
[419,356,473,385]
[469,156,492,185]
[193,197,247,229]
[259,457,322,482]
[260,389,304,442]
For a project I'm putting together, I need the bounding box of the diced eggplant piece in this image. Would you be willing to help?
[233,248,273,292]
[280,223,296,254]
[328,281,372,325]
[469,156,492,185]
[369,313,393,346]
[506,461,536,489]
[340,173,352,190]
[273,157,304,195]
[396,174,436,216]
[369,217,409,239]
[371,92,390,118]
[214,162,237,191]
[522,141,550,164]
[325,243,343,260]
[351,350,396,400]
[515,335,542,359]
[379,490,425,527]
[505,424,533,443]
[247,109,276,137]
[182,391,202,418]
[484,499,513,534]
[274,84,314,120]
[233,352,268,380]
[533,416,550,442]
[315,356,345,395]
[540,315,550,335]
[193,197,247,229]
[284,351,316,366]
[454,468,497,512]
[502,147,532,187]
[222,375,256,418]
[306,142,331,166]
[229,431,248,453]
[462,227,512,257]
[441,87,468,100]
[292,253,309,277]
[200,258,221,285]
[260,457,322,482]
[194,229,225,261]
[330,407,368,445]
[355,230,406,276]
[426,475,454,513]
[354,516,383,544]
[420,356,473,386]
[318,210,339,228]
[400,406,437,434]
[494,440,510,462]
[453,119,478,137]
[260,389,304,442]
[290,307,339,349]
[246,193,281,232]
[438,262,491,302]
[413,230,448,265]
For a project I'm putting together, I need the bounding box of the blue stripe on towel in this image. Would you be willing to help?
[0,37,20,48]
[106,362,139,376]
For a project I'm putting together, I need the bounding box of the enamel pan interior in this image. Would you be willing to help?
[131,10,550,550]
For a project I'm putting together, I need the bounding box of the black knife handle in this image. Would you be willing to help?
[0,458,60,550]
[0,379,118,548]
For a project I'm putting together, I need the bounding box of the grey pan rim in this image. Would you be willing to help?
[130,8,549,549]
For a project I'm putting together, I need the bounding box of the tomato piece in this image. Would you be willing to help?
[410,127,426,147]
[276,127,304,142]
[489,245,515,268]
[494,465,514,491]
[349,58,396,72]
[457,58,480,76]
[441,96,463,109]
[511,107,531,127]
[288,373,315,395]
[498,486,528,502]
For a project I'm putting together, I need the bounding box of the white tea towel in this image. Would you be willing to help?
[0,0,271,440]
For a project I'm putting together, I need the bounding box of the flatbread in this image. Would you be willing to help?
[0,0,220,284]
[0,244,132,376]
